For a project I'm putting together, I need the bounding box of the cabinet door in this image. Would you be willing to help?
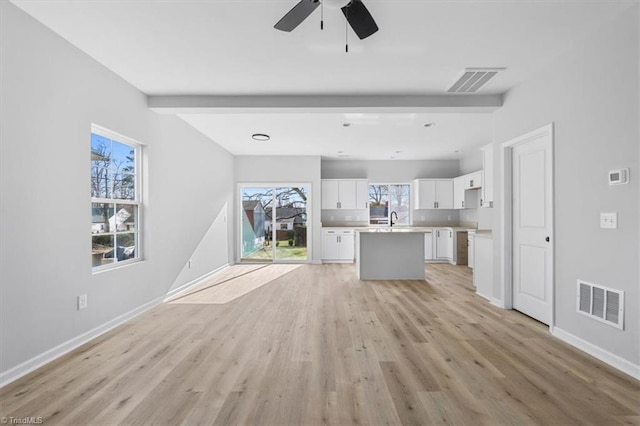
[338,232,355,260]
[467,171,482,189]
[322,233,338,259]
[435,229,450,259]
[481,144,494,207]
[321,181,340,209]
[355,180,369,210]
[424,233,433,260]
[338,180,357,209]
[436,180,454,209]
[417,180,437,209]
[453,177,465,209]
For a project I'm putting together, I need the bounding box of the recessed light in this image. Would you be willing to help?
[424,123,435,127]
[343,123,351,127]
[395,150,401,154]
[252,133,270,141]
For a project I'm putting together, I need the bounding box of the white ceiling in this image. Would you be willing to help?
[11,0,635,159]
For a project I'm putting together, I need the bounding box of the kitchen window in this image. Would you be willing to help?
[369,184,411,226]
[91,125,142,270]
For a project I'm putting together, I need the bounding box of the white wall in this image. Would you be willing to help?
[234,156,322,263]
[0,3,234,380]
[492,8,639,367]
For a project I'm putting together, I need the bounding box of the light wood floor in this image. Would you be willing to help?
[1,264,638,425]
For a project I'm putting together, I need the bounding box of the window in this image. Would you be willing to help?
[369,184,411,226]
[91,125,142,270]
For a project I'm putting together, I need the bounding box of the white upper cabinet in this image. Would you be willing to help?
[355,180,369,210]
[480,144,494,208]
[338,180,357,209]
[464,171,483,190]
[453,176,465,209]
[413,179,454,209]
[321,179,368,210]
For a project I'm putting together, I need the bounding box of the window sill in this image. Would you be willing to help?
[92,258,145,275]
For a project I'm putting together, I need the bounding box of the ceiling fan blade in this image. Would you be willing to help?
[341,0,379,39]
[274,0,321,32]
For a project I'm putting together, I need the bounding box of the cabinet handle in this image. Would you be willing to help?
[462,201,464,208]
[437,231,440,237]
[470,180,474,187]
[480,198,483,205]
[434,201,437,208]
[450,231,452,237]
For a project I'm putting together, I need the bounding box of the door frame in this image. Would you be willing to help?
[499,123,555,329]
[237,182,312,264]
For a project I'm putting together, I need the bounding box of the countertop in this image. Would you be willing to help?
[355,227,434,234]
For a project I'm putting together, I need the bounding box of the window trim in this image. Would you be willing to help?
[91,124,143,272]
[368,182,413,227]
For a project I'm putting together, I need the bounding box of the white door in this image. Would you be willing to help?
[512,133,553,324]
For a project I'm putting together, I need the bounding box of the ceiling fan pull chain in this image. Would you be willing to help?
[345,6,349,53]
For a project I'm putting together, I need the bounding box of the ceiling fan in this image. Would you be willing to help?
[274,0,379,40]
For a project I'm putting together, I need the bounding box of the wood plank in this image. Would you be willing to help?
[0,263,638,425]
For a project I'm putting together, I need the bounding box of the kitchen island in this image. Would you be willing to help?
[355,228,430,280]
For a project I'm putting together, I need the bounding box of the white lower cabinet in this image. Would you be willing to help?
[322,229,354,262]
[424,232,433,260]
[473,235,493,300]
[468,233,475,269]
[435,228,454,260]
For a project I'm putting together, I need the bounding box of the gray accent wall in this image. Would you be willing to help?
[491,8,639,365]
[1,3,235,376]
[321,159,460,181]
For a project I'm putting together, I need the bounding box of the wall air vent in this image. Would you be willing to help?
[447,68,505,93]
[577,280,624,330]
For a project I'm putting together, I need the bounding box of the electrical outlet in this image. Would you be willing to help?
[421,215,425,221]
[78,294,88,310]
[600,212,617,229]
[447,215,452,220]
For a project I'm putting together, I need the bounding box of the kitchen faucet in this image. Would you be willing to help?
[390,211,398,227]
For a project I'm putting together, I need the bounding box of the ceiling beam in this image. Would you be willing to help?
[147,94,503,114]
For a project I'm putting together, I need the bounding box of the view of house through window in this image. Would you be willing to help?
[91,125,141,269]
[369,184,411,226]
[241,185,308,262]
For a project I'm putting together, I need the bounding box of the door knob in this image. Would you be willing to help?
[545,236,550,242]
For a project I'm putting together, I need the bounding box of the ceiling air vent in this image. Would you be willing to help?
[447,68,505,93]
[577,280,624,330]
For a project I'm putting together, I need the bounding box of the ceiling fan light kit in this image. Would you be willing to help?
[274,0,379,49]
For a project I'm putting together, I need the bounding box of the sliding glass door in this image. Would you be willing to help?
[240,185,309,262]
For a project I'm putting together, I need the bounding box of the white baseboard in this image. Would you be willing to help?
[0,264,231,388]
[551,327,640,380]
[164,263,229,302]
[0,296,162,388]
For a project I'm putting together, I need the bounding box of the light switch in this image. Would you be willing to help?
[600,212,617,229]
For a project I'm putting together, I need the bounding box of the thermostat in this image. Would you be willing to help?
[608,168,629,185]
